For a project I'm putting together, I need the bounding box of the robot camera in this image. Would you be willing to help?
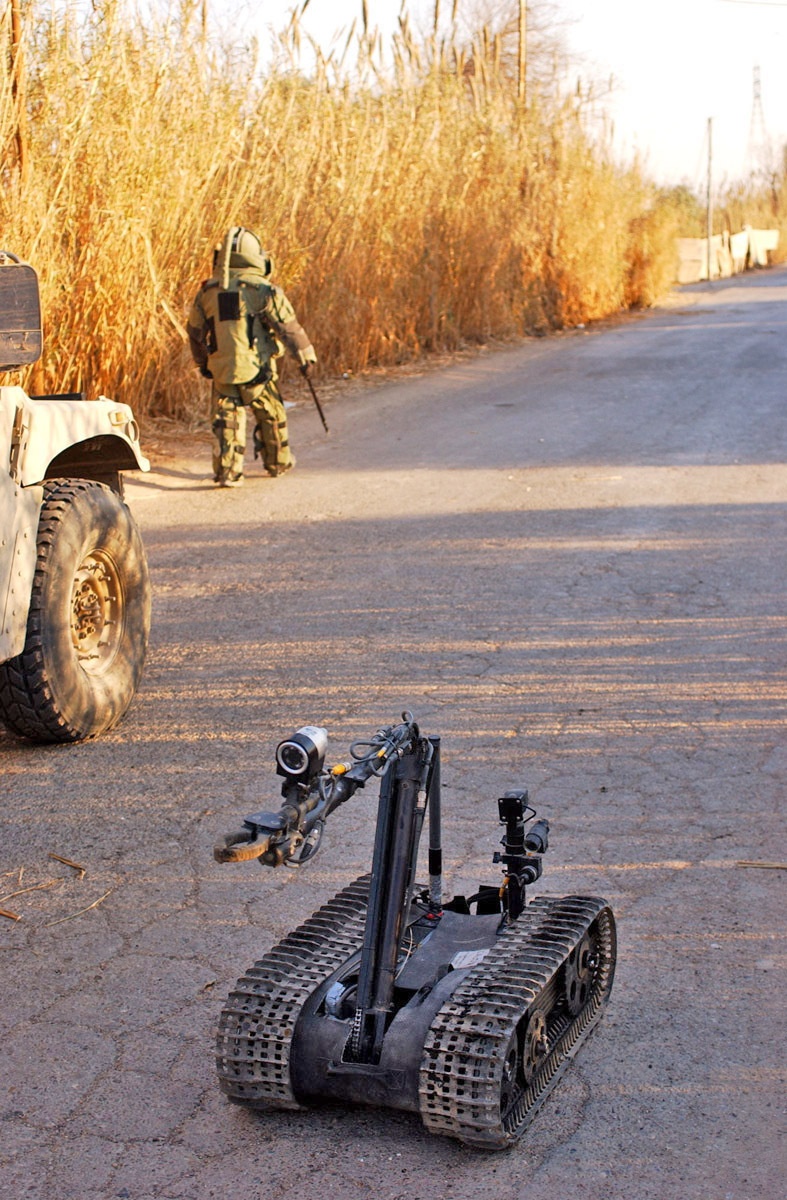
[275,726,329,781]
[497,790,529,822]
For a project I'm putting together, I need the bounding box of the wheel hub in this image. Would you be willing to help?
[70,550,123,672]
[522,1009,549,1083]
[564,931,596,1015]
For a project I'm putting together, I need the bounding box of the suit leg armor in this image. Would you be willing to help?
[243,380,294,476]
[212,394,246,482]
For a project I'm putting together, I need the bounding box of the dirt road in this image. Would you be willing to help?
[2,267,785,1200]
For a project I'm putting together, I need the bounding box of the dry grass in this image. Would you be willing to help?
[1,1,785,422]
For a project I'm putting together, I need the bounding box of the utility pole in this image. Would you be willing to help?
[706,117,713,281]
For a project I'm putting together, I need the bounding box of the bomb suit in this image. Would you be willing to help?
[187,227,317,486]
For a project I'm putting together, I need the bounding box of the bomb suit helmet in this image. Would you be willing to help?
[217,226,273,287]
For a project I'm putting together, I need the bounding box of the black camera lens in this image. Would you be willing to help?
[278,741,309,775]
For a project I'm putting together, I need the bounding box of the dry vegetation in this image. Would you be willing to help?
[1,0,786,422]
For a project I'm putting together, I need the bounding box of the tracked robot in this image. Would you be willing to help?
[214,713,617,1149]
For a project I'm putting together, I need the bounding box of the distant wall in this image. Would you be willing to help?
[676,227,780,284]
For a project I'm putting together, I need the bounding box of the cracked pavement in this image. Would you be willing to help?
[1,267,785,1199]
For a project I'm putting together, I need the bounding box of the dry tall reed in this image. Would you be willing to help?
[1,1,784,422]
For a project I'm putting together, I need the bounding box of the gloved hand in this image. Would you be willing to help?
[298,346,317,375]
[200,366,212,380]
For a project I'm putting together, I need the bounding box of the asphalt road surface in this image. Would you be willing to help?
[2,266,785,1200]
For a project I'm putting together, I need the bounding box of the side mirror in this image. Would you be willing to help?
[0,252,42,370]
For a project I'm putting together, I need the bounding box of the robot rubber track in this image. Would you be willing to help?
[419,893,616,1148]
[216,875,371,1110]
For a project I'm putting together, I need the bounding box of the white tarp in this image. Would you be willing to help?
[675,227,779,283]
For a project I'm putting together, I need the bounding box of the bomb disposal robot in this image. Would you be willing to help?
[214,713,617,1149]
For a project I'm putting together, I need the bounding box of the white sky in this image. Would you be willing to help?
[231,0,787,188]
[556,0,787,187]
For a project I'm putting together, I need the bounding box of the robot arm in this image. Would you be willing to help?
[214,716,418,868]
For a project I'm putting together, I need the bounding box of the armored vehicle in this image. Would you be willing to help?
[214,714,617,1149]
[0,252,151,742]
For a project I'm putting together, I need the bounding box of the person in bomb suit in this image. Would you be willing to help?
[187,227,317,487]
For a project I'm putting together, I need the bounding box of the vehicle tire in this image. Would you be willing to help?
[0,479,151,743]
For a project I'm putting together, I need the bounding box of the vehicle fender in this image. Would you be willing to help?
[1,387,150,487]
